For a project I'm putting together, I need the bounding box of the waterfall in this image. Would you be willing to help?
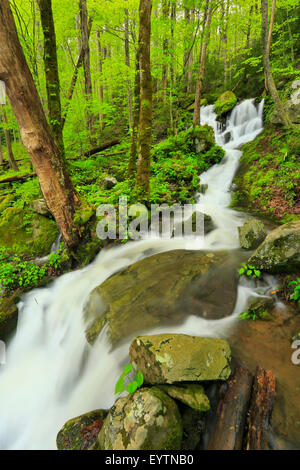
[0,99,268,450]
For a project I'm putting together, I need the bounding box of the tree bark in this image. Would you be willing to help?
[97,29,104,131]
[1,106,19,171]
[127,46,140,178]
[208,365,253,450]
[267,0,276,57]
[161,0,170,103]
[0,0,80,248]
[79,0,96,145]
[245,367,276,450]
[37,0,64,156]
[193,0,213,127]
[135,0,152,202]
[124,8,133,128]
[61,16,93,130]
[261,0,292,127]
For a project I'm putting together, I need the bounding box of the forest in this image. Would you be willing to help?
[0,0,299,452]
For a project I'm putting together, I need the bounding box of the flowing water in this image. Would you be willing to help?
[0,99,270,450]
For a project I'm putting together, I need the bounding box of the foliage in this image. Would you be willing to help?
[289,278,300,307]
[115,363,144,395]
[238,263,261,279]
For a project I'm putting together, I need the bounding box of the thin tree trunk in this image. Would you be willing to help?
[1,106,18,171]
[267,0,276,57]
[127,46,140,178]
[169,0,176,133]
[245,6,253,49]
[161,0,170,103]
[286,9,295,62]
[79,0,96,145]
[261,0,292,127]
[0,129,3,165]
[135,0,152,202]
[61,17,93,130]
[97,29,104,131]
[193,0,213,127]
[37,0,64,155]
[0,0,80,248]
[125,8,133,128]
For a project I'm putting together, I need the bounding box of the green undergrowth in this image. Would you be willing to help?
[231,125,300,223]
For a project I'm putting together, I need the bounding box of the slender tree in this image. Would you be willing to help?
[37,0,64,155]
[261,0,292,127]
[135,0,152,202]
[0,0,81,248]
[1,105,18,171]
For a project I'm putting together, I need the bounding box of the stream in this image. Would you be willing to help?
[0,99,287,450]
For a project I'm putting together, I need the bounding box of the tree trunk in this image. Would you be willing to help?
[1,106,18,171]
[127,47,140,178]
[79,0,96,145]
[62,16,93,130]
[208,365,253,450]
[161,0,170,104]
[37,0,64,156]
[245,367,276,450]
[261,0,292,127]
[97,29,104,131]
[183,8,194,93]
[193,0,213,127]
[124,8,133,128]
[0,0,80,248]
[0,128,3,165]
[267,0,276,57]
[135,0,152,202]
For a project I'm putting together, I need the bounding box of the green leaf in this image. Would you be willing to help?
[239,268,245,275]
[135,371,144,388]
[126,381,138,394]
[123,364,132,375]
[115,377,125,395]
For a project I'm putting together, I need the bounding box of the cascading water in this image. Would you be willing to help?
[0,99,269,450]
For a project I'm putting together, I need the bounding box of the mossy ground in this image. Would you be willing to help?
[231,125,300,223]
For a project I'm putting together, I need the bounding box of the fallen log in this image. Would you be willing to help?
[83,140,121,158]
[208,365,253,450]
[68,150,126,161]
[0,172,36,184]
[244,367,276,450]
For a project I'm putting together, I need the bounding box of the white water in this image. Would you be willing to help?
[0,99,268,450]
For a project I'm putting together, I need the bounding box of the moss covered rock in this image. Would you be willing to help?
[0,292,19,341]
[158,384,210,411]
[238,218,267,250]
[129,334,231,384]
[0,208,59,257]
[248,220,300,273]
[84,250,239,345]
[94,387,182,450]
[56,409,108,450]
[214,91,237,118]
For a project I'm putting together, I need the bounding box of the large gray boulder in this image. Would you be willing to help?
[238,218,267,250]
[100,176,118,190]
[270,80,300,125]
[94,387,182,450]
[84,250,240,345]
[248,220,300,273]
[129,334,231,384]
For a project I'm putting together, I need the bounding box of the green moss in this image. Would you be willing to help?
[0,291,19,341]
[214,91,237,118]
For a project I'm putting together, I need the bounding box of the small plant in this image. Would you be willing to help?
[115,363,144,395]
[239,309,258,321]
[238,263,261,279]
[289,278,300,307]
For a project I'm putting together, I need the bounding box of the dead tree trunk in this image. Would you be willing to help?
[135,0,152,202]
[1,105,18,171]
[261,0,292,127]
[245,367,276,450]
[208,365,253,450]
[37,0,64,155]
[0,0,80,248]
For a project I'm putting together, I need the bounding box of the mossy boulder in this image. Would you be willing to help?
[214,91,237,118]
[248,220,300,273]
[270,80,300,125]
[94,387,182,450]
[238,218,267,250]
[29,199,50,217]
[0,207,59,257]
[246,297,275,321]
[0,292,19,341]
[158,384,210,411]
[84,250,240,345]
[56,409,108,450]
[129,334,231,384]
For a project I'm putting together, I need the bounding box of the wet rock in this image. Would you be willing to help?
[238,218,267,250]
[94,387,182,450]
[84,250,239,345]
[173,211,215,237]
[214,91,237,118]
[246,297,275,320]
[158,384,210,411]
[248,220,300,273]
[56,409,108,450]
[29,199,50,217]
[0,293,19,341]
[100,176,118,190]
[181,407,205,450]
[199,184,208,194]
[129,334,231,384]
